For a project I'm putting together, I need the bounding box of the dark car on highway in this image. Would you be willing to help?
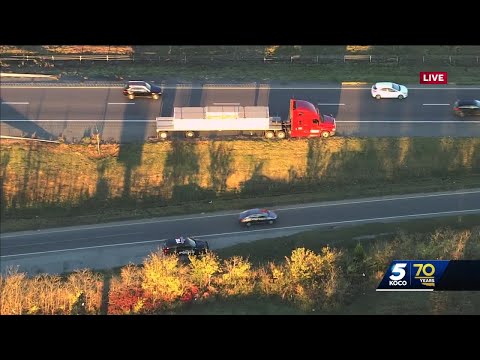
[161,236,209,256]
[123,80,162,100]
[239,208,278,227]
[453,99,480,117]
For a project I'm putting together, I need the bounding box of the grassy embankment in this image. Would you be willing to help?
[1,137,479,232]
[1,45,480,83]
[1,216,479,315]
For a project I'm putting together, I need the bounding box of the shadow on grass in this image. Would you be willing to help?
[209,142,234,193]
[2,138,480,232]
[162,140,215,203]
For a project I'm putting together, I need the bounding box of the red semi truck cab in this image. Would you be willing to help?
[288,99,336,138]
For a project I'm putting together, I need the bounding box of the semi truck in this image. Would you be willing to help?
[155,99,336,139]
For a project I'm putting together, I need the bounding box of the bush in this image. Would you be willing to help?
[259,247,348,311]
[188,252,220,291]
[218,256,255,297]
[0,268,28,315]
[141,252,189,306]
[108,287,155,315]
[65,269,103,314]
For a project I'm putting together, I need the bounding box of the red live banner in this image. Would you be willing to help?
[420,72,448,84]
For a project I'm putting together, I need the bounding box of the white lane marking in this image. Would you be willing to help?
[376,289,433,292]
[107,102,135,105]
[3,119,479,124]
[0,86,125,89]
[276,189,480,212]
[336,121,480,123]
[318,103,345,106]
[1,102,29,105]
[193,208,480,240]
[0,238,168,258]
[2,208,479,258]
[4,85,480,90]
[213,102,240,105]
[2,189,480,239]
[198,87,480,90]
[422,103,450,106]
[1,119,153,122]
[3,232,144,249]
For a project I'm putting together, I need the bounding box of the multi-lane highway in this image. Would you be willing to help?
[1,82,480,141]
[1,189,479,274]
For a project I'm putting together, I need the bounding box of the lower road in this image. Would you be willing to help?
[1,83,479,141]
[1,189,479,274]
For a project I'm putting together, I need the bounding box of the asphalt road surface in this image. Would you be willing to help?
[1,83,480,141]
[1,189,479,274]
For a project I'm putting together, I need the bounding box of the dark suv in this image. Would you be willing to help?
[123,80,162,100]
[453,100,480,117]
[161,236,209,256]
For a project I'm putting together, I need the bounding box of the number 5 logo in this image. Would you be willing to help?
[389,263,407,281]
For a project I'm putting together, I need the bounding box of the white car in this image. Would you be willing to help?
[371,82,408,100]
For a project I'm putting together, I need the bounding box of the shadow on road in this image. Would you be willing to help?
[0,100,56,140]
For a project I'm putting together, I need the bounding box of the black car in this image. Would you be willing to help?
[123,80,162,100]
[239,208,278,227]
[453,100,480,117]
[161,236,209,256]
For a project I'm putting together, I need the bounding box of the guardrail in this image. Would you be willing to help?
[1,54,479,66]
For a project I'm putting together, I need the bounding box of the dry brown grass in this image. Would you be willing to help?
[2,138,480,212]
[0,268,102,314]
[41,46,133,54]
[346,46,372,53]
[0,46,37,54]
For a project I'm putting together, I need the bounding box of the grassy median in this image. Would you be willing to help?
[1,137,479,232]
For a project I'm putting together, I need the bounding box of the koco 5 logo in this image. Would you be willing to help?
[389,263,408,286]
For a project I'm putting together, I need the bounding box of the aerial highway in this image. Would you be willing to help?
[1,189,479,274]
[1,82,480,141]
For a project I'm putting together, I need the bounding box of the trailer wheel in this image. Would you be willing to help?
[158,131,168,139]
[321,131,330,138]
[276,131,286,139]
[185,131,195,138]
[265,131,275,139]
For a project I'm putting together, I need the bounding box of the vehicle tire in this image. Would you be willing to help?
[398,95,404,100]
[158,131,168,139]
[265,131,275,139]
[375,95,381,100]
[152,94,160,100]
[458,112,465,117]
[268,220,274,225]
[321,131,330,138]
[276,131,286,139]
[185,131,195,138]
[246,222,252,227]
[128,94,135,100]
